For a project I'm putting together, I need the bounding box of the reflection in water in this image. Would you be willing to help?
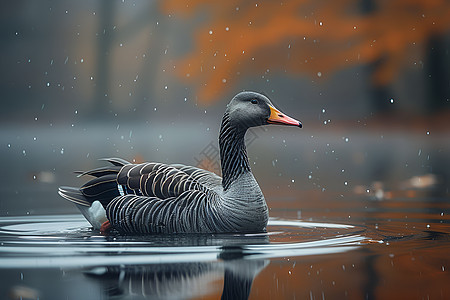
[0,215,367,299]
[86,257,268,299]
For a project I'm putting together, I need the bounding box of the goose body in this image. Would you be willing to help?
[59,91,301,234]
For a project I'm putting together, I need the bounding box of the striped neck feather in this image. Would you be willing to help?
[219,112,251,190]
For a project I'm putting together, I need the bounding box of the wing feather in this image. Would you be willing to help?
[64,159,225,234]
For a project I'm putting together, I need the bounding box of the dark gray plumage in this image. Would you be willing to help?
[58,91,302,234]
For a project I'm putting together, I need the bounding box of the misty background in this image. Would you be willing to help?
[1,1,449,216]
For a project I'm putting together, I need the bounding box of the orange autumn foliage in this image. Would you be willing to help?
[161,0,450,103]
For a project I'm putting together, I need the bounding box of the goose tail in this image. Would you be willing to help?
[58,158,130,229]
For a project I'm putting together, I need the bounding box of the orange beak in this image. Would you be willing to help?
[267,105,302,128]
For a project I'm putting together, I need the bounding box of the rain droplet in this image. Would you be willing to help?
[317,72,322,77]
[209,30,213,35]
[390,98,394,104]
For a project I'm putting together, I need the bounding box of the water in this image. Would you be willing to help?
[1,197,449,300]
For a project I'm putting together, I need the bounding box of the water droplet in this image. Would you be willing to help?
[390,98,394,104]
[46,82,50,87]
[291,179,295,183]
[225,27,229,31]
[209,30,213,35]
[60,148,64,154]
[317,72,322,77]
[322,108,326,113]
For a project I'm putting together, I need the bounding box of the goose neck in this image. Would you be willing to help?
[219,113,251,190]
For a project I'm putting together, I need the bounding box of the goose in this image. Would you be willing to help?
[58,91,301,234]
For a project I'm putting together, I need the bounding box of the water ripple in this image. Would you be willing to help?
[0,215,368,269]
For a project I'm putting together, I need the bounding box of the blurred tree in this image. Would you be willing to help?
[162,0,450,104]
[94,2,115,117]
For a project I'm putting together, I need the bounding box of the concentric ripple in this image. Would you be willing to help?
[0,215,369,269]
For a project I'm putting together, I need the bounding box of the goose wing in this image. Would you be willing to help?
[116,162,218,198]
[106,162,228,233]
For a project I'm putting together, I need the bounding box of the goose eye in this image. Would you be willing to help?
[251,99,258,104]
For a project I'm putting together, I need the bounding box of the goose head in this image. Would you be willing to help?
[225,91,302,130]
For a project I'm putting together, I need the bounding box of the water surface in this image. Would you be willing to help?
[1,196,449,299]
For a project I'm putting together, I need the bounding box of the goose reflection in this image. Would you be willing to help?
[86,251,268,299]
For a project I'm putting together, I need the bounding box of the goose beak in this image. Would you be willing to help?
[267,105,302,128]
